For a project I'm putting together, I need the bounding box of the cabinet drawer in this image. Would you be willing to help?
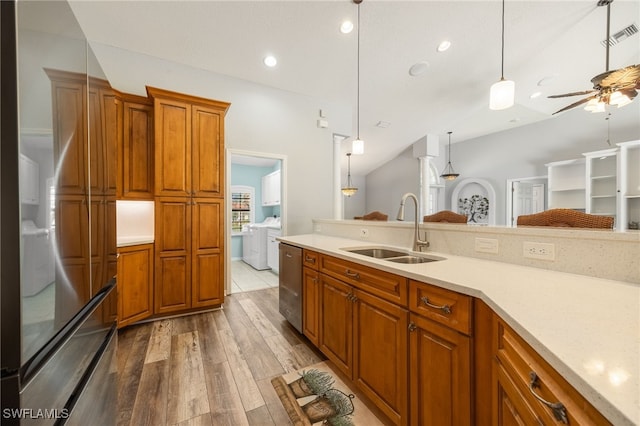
[320,255,407,305]
[495,318,612,425]
[302,249,319,270]
[409,280,471,335]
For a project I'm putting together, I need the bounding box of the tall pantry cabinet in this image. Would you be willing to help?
[147,87,230,314]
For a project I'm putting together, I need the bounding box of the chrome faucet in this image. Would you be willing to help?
[396,192,430,252]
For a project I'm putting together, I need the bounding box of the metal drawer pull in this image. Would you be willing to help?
[286,253,293,258]
[420,296,452,314]
[305,256,316,263]
[344,269,360,279]
[528,372,568,424]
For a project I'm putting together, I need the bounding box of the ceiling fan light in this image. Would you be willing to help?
[609,91,632,107]
[490,79,515,110]
[352,138,364,155]
[584,98,606,113]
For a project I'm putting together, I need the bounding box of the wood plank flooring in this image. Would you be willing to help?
[117,287,325,426]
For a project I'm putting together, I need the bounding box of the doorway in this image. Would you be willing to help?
[225,149,287,295]
[506,176,547,227]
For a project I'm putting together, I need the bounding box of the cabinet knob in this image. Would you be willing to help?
[408,322,417,332]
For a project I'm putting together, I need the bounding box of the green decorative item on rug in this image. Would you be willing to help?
[288,369,335,398]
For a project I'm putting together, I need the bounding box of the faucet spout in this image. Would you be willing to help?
[396,193,430,252]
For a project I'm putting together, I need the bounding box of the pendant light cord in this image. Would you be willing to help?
[500,0,505,79]
[356,1,361,140]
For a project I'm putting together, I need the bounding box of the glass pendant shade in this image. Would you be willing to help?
[489,0,514,110]
[352,138,364,155]
[341,153,358,197]
[489,78,515,110]
[609,91,633,108]
[440,131,459,181]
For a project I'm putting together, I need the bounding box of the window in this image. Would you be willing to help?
[231,185,255,234]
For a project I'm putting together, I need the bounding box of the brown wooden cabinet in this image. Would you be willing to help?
[409,312,471,426]
[302,251,320,346]
[120,95,154,199]
[408,279,472,426]
[493,316,612,426]
[148,87,229,316]
[47,69,117,325]
[148,87,228,198]
[318,256,409,425]
[117,243,154,328]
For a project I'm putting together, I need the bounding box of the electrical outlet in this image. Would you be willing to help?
[360,228,369,238]
[475,238,499,254]
[523,242,555,261]
[314,224,322,233]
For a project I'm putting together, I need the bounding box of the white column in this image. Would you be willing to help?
[418,156,430,219]
[333,135,346,219]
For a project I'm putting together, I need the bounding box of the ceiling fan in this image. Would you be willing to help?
[548,0,640,115]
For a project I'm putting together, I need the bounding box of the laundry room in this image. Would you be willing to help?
[230,154,282,292]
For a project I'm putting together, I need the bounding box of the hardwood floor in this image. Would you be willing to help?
[117,287,325,426]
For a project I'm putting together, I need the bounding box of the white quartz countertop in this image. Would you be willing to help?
[117,236,154,247]
[278,233,640,426]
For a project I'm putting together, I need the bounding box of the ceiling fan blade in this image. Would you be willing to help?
[593,64,640,89]
[547,90,596,99]
[552,95,597,115]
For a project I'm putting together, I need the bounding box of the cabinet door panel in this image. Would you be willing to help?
[155,199,190,252]
[192,105,222,197]
[319,274,353,379]
[192,199,222,250]
[101,89,120,196]
[87,86,105,194]
[191,199,223,307]
[302,268,320,346]
[409,313,471,426]
[494,363,539,426]
[51,80,86,194]
[154,99,191,196]
[354,290,408,425]
[122,101,153,198]
[155,255,190,313]
[191,252,223,308]
[118,244,154,327]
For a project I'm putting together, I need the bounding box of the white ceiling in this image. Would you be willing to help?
[68,0,640,175]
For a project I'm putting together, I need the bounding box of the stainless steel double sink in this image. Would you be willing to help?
[342,246,444,264]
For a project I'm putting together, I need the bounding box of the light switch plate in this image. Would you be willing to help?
[475,238,499,254]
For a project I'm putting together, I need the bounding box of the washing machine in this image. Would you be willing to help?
[242,217,280,270]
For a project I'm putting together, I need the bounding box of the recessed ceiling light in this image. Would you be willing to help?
[263,56,277,67]
[340,20,354,34]
[409,61,430,77]
[530,91,542,99]
[437,40,451,52]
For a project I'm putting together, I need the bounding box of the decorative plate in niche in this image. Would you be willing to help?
[451,178,496,225]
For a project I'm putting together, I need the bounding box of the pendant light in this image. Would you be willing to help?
[489,0,515,110]
[440,132,460,181]
[341,153,358,196]
[352,0,364,155]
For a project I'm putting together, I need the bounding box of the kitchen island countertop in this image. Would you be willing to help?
[278,233,639,426]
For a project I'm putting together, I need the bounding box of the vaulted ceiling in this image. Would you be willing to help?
[68,0,640,174]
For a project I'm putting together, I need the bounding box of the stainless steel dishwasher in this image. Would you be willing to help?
[279,243,302,332]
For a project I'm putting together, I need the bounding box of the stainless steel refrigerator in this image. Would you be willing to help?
[1,2,117,424]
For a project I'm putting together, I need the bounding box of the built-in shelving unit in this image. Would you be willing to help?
[546,158,586,211]
[618,140,640,231]
[584,148,618,223]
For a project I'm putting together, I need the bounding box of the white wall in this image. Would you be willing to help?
[365,146,429,222]
[89,43,352,235]
[365,103,640,225]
